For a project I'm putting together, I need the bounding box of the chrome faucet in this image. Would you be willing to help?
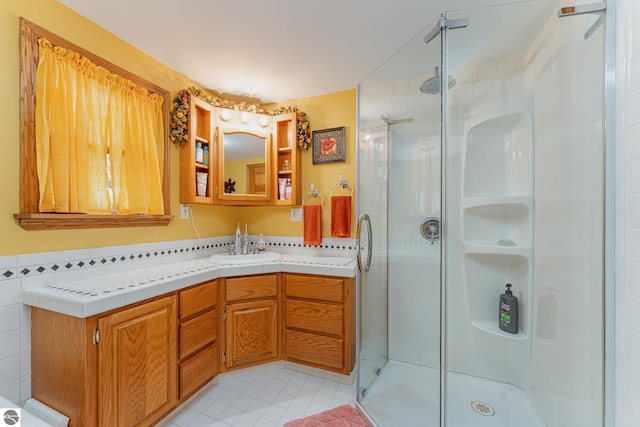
[241,237,249,255]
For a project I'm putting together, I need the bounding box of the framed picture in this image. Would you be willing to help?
[312,127,346,164]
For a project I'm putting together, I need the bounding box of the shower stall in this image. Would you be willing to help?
[355,0,611,426]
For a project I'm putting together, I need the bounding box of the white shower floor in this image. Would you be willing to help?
[359,360,546,427]
[359,360,439,427]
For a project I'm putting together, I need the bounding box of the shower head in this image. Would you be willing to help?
[420,66,456,95]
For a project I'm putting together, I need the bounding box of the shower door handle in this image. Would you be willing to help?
[357,213,372,273]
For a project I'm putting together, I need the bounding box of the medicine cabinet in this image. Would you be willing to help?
[179,95,300,206]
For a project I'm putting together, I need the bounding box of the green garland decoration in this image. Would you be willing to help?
[169,86,311,150]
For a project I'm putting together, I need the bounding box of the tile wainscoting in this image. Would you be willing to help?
[0,236,356,406]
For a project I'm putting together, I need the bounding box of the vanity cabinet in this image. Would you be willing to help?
[180,95,214,204]
[178,280,219,400]
[32,295,178,427]
[222,274,280,369]
[30,271,354,426]
[283,274,355,374]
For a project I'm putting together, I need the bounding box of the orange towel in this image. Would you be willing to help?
[303,204,322,246]
[331,195,351,237]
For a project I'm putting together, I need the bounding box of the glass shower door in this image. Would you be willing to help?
[356,87,389,402]
[356,17,443,427]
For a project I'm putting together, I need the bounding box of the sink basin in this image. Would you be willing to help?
[207,251,282,265]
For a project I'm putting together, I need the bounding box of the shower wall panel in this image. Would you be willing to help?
[446,53,534,390]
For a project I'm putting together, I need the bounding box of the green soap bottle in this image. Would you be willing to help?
[499,284,518,334]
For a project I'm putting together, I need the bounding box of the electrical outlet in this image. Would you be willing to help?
[290,208,302,222]
[180,204,189,219]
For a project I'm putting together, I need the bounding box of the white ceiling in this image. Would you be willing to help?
[57,0,527,103]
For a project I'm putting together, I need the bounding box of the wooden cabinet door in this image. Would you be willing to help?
[98,296,177,427]
[226,299,277,368]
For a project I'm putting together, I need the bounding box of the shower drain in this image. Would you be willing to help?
[471,401,495,416]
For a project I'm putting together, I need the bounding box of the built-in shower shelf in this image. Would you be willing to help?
[463,202,531,247]
[462,113,532,198]
[461,195,531,210]
[471,319,528,340]
[463,242,530,256]
[463,252,529,341]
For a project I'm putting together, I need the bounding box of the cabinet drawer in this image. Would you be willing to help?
[226,275,277,302]
[285,275,344,302]
[179,343,218,400]
[285,329,344,370]
[180,280,218,319]
[179,309,217,360]
[285,300,343,336]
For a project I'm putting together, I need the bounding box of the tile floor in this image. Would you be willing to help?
[159,362,355,427]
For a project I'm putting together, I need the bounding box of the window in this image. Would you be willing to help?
[16,18,171,230]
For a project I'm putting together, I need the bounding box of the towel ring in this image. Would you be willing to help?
[303,184,323,206]
[330,173,353,197]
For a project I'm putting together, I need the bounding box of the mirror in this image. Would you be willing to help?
[221,131,268,195]
[213,107,275,204]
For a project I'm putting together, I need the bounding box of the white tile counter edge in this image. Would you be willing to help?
[22,255,357,318]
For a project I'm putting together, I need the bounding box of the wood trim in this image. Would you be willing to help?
[345,277,356,373]
[13,213,172,230]
[18,18,171,229]
[19,19,39,214]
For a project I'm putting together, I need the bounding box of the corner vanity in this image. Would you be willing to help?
[24,253,356,427]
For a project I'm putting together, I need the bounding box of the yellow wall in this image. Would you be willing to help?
[0,0,357,256]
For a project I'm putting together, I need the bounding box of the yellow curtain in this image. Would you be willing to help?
[107,78,165,215]
[35,38,164,215]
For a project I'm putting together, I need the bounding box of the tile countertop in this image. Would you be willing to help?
[22,254,357,318]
